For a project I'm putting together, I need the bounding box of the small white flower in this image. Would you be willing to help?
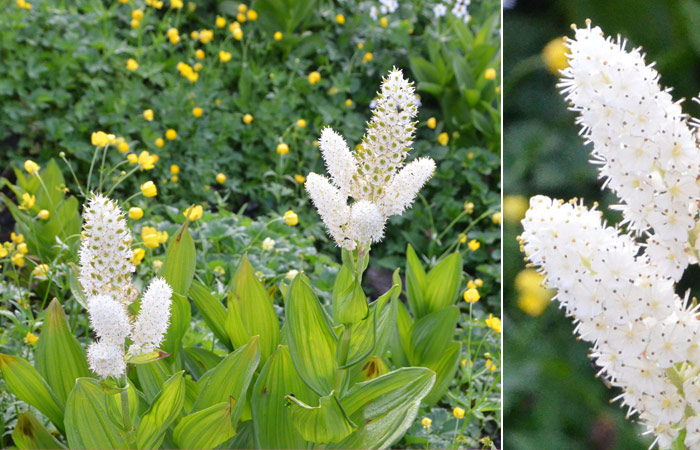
[87,341,126,379]
[262,237,276,251]
[285,269,299,280]
[130,278,172,355]
[433,4,447,18]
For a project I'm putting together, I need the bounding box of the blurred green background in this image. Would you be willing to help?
[504,0,700,448]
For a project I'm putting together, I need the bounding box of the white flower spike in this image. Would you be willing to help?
[306,67,435,250]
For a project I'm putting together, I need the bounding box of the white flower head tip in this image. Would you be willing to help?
[79,193,137,303]
[87,294,131,344]
[305,173,353,249]
[378,157,435,217]
[130,278,173,355]
[319,127,357,195]
[348,200,386,244]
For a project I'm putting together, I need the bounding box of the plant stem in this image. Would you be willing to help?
[119,380,137,448]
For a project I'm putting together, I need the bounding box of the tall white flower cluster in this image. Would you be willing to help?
[559,21,700,280]
[305,68,435,250]
[521,22,700,449]
[80,194,173,378]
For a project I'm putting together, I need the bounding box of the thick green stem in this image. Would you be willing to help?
[333,326,353,394]
[119,379,136,448]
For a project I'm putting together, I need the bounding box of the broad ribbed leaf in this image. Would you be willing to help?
[161,222,196,358]
[12,412,66,450]
[35,299,90,406]
[332,263,368,326]
[409,306,460,365]
[405,244,427,318]
[136,371,186,449]
[135,360,172,404]
[329,367,436,449]
[189,280,231,349]
[192,335,260,430]
[0,354,64,433]
[182,346,222,380]
[422,341,462,405]
[65,378,129,449]
[251,345,317,449]
[285,274,337,396]
[288,392,355,444]
[424,252,462,313]
[227,256,280,362]
[173,400,236,449]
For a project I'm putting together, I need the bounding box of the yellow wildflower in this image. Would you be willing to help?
[171,0,183,8]
[199,29,214,44]
[154,137,165,148]
[129,207,144,220]
[192,107,203,118]
[153,260,163,270]
[32,264,49,278]
[284,210,298,226]
[233,28,243,40]
[219,50,232,62]
[421,417,432,429]
[464,201,474,214]
[246,9,257,20]
[127,154,138,164]
[468,239,480,251]
[236,12,246,23]
[427,117,437,129]
[195,49,205,60]
[273,31,283,41]
[183,205,203,221]
[463,288,480,304]
[238,3,247,12]
[132,8,143,20]
[492,212,501,225]
[17,243,28,254]
[515,269,552,317]
[503,195,528,225]
[165,129,177,140]
[294,174,306,184]
[458,233,467,244]
[11,252,25,267]
[276,143,289,155]
[38,210,49,220]
[126,58,139,71]
[19,193,35,210]
[216,173,226,184]
[485,314,501,333]
[170,164,180,175]
[438,132,449,146]
[542,37,568,74]
[215,15,226,28]
[335,14,345,24]
[141,181,157,197]
[296,119,307,128]
[243,113,254,124]
[132,248,145,265]
[308,71,321,85]
[143,109,154,121]
[453,407,465,419]
[24,160,40,175]
[345,99,353,107]
[137,151,156,170]
[484,68,497,80]
[91,131,110,147]
[363,52,373,63]
[380,16,388,27]
[117,139,130,153]
[24,332,39,345]
[11,232,24,244]
[142,226,160,248]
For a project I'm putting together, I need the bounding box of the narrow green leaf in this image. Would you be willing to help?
[405,244,427,318]
[173,399,236,450]
[192,335,260,431]
[12,412,66,450]
[67,263,87,309]
[136,371,186,449]
[409,306,460,365]
[424,252,463,314]
[65,378,129,449]
[285,274,337,396]
[329,367,436,449]
[227,256,280,362]
[0,354,64,433]
[251,345,317,449]
[189,280,231,349]
[287,392,355,444]
[35,299,90,407]
[332,263,368,326]
[422,342,462,405]
[135,360,172,404]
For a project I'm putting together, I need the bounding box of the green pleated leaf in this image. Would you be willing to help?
[192,335,260,430]
[226,256,280,362]
[136,371,186,449]
[287,392,355,444]
[182,346,222,380]
[135,359,172,404]
[285,274,337,396]
[409,306,460,365]
[394,301,414,366]
[373,275,402,362]
[424,252,463,314]
[251,345,317,449]
[422,341,462,405]
[12,412,66,450]
[35,299,90,407]
[332,262,368,326]
[189,280,231,349]
[126,349,170,365]
[343,308,376,369]
[328,367,436,449]
[161,222,196,359]
[173,399,236,450]
[405,244,427,318]
[64,378,129,449]
[0,354,64,433]
[349,355,390,385]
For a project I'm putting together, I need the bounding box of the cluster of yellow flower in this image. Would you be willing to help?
[463,278,484,304]
[145,0,165,9]
[0,233,29,268]
[167,27,180,45]
[485,314,501,333]
[16,0,31,9]
[177,61,199,83]
[141,226,169,249]
[127,150,158,171]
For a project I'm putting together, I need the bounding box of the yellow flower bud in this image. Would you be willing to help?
[362,52,373,63]
[296,119,306,128]
[24,160,40,175]
[243,113,254,124]
[246,9,257,20]
[192,107,203,118]
[126,58,139,71]
[143,109,154,121]
[32,264,49,278]
[308,71,321,85]
[273,31,283,41]
[468,239,480,251]
[195,49,205,59]
[463,288,480,304]
[183,205,203,221]
[453,407,465,420]
[426,117,437,129]
[284,210,298,226]
[484,68,497,80]
[380,16,388,27]
[276,143,289,155]
[132,248,145,265]
[345,99,353,107]
[438,132,449,146]
[38,210,49,220]
[216,173,226,184]
[24,332,39,345]
[129,207,144,220]
[141,181,157,197]
[335,14,345,24]
[215,15,226,28]
[294,174,306,184]
[131,8,143,20]
[219,50,232,62]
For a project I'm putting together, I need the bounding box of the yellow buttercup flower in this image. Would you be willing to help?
[142,226,160,248]
[32,264,49,278]
[129,207,144,220]
[485,314,501,333]
[484,68,497,80]
[363,52,373,63]
[126,58,139,71]
[542,37,568,74]
[475,278,483,287]
[132,248,145,265]
[458,233,467,244]
[19,193,35,210]
[345,99,353,107]
[24,160,40,175]
[426,117,437,129]
[232,29,243,40]
[453,407,465,419]
[485,359,497,372]
[335,14,345,24]
[91,131,110,147]
[276,143,289,155]
[492,212,501,225]
[11,232,24,244]
[515,269,552,317]
[308,71,321,85]
[296,119,307,128]
[236,12,246,23]
[136,151,155,170]
[11,252,25,267]
[199,29,214,44]
[192,107,203,118]
[438,132,449,146]
[380,16,388,27]
[183,205,203,221]
[131,19,140,28]
[17,243,28,254]
[503,195,528,225]
[219,50,232,62]
[24,332,39,345]
[464,201,474,214]
[195,49,205,60]
[246,9,257,20]
[127,154,138,164]
[357,42,364,49]
[117,138,130,153]
[243,113,254,124]
[273,31,283,41]
[215,15,226,28]
[171,0,183,8]
[153,138,164,148]
[165,129,177,140]
[167,28,180,45]
[38,210,49,220]
[294,174,306,184]
[463,288,480,304]
[238,3,247,13]
[421,417,432,429]
[216,173,226,184]
[171,175,178,183]
[132,8,143,20]
[153,260,163,270]
[284,210,298,226]
[468,239,480,251]
[157,230,168,244]
[0,247,7,258]
[143,109,154,121]
[170,164,180,175]
[141,181,157,197]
